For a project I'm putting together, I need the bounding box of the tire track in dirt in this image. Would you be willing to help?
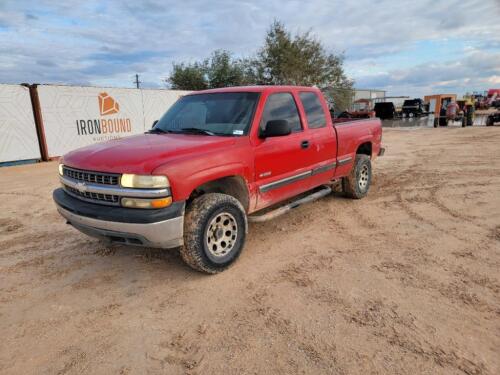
[394,191,480,245]
[0,191,46,199]
[270,250,492,375]
[347,299,489,375]
[372,260,499,316]
[0,218,23,235]
[145,277,344,375]
[252,128,499,374]
[2,129,500,374]
[348,193,500,304]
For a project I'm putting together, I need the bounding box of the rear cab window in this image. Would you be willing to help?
[299,91,327,129]
[260,93,302,133]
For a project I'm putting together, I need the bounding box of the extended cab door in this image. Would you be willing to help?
[297,91,337,188]
[253,92,316,210]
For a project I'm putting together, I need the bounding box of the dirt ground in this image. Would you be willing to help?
[1,126,499,375]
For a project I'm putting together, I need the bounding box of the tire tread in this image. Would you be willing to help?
[342,154,371,199]
[180,193,246,274]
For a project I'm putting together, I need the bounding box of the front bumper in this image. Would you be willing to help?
[53,188,184,249]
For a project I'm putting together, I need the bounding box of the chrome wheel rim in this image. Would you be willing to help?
[206,212,238,257]
[359,164,369,190]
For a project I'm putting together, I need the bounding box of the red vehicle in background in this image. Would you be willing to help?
[487,89,500,108]
[475,89,500,109]
[53,86,384,273]
[331,99,376,124]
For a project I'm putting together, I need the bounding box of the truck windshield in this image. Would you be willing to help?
[154,92,259,136]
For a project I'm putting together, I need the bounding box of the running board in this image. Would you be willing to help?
[248,186,332,223]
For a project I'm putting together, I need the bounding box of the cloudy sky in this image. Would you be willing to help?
[0,0,499,97]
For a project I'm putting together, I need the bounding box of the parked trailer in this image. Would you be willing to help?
[486,111,500,126]
[402,98,428,117]
[424,94,457,127]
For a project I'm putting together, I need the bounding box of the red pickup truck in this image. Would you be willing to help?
[54,86,384,273]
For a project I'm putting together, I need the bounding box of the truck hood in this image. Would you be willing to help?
[62,133,237,174]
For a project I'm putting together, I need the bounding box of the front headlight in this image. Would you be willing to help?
[120,174,169,188]
[58,163,64,176]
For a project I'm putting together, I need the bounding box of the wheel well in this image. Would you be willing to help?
[188,176,250,212]
[356,142,372,158]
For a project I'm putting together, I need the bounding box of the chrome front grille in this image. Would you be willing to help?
[65,185,120,205]
[60,166,170,207]
[63,166,119,185]
[62,166,121,206]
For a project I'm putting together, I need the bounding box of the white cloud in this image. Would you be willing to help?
[356,50,500,96]
[0,0,498,96]
[488,76,500,85]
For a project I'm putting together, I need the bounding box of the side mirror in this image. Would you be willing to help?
[261,120,291,138]
[152,120,158,128]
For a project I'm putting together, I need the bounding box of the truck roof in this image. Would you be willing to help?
[190,85,321,95]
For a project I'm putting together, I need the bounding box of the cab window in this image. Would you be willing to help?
[260,93,302,133]
[299,91,327,129]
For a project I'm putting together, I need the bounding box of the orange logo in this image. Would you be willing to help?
[98,92,120,116]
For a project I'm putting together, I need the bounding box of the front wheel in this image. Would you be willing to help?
[342,155,372,199]
[180,193,247,274]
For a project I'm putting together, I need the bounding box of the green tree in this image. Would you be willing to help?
[251,21,353,91]
[168,62,207,90]
[167,21,353,105]
[167,50,248,90]
[205,50,245,88]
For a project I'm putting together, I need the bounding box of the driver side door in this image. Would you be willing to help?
[253,92,315,210]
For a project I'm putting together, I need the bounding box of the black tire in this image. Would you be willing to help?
[342,154,372,199]
[486,117,494,126]
[180,193,247,274]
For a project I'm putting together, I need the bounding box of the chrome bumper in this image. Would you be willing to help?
[56,204,184,249]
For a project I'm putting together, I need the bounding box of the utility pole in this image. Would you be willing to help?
[134,74,141,89]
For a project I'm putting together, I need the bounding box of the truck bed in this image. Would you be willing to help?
[333,118,383,177]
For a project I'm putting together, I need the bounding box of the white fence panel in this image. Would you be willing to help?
[38,85,190,157]
[0,84,41,163]
[38,85,145,157]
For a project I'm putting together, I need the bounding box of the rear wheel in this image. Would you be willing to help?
[180,193,247,274]
[342,154,372,199]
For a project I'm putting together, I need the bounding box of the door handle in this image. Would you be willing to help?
[301,140,310,149]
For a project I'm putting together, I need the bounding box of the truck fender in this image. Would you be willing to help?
[171,163,255,212]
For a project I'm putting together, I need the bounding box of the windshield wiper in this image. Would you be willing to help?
[147,127,170,134]
[173,127,217,136]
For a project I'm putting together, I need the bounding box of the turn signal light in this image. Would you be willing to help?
[121,197,172,209]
